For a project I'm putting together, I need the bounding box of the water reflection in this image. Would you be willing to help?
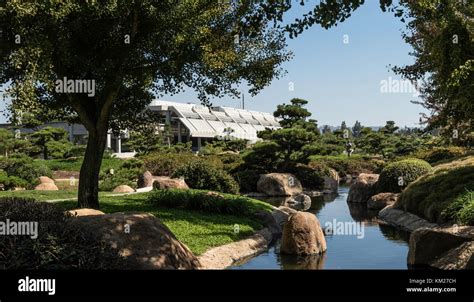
[232,186,410,269]
[347,201,378,223]
[279,253,326,270]
[255,192,339,213]
[378,223,410,243]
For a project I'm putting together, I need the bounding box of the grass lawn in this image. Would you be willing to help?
[40,157,124,172]
[0,190,78,201]
[0,190,272,255]
[0,190,124,201]
[396,155,474,225]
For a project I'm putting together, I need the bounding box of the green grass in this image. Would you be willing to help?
[0,190,123,201]
[1,189,271,255]
[147,189,273,215]
[54,192,268,255]
[40,157,124,172]
[442,190,474,225]
[395,156,474,225]
[0,190,78,201]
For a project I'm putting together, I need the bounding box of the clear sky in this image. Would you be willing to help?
[163,1,427,128]
[0,1,427,127]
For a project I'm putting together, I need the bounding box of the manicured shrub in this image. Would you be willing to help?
[377,158,432,193]
[216,152,244,173]
[301,142,344,157]
[289,162,329,190]
[172,161,239,194]
[308,155,386,177]
[63,145,87,158]
[0,154,52,188]
[99,159,144,191]
[233,169,261,193]
[120,158,144,170]
[396,165,474,224]
[0,198,129,269]
[146,189,272,216]
[240,141,283,173]
[414,147,467,165]
[0,171,29,190]
[142,152,223,176]
[45,140,74,159]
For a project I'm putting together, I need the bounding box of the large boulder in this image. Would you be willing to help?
[72,212,201,269]
[34,176,59,191]
[285,194,311,211]
[347,202,377,223]
[281,212,327,255]
[253,210,281,238]
[408,226,474,269]
[347,173,379,203]
[431,241,474,270]
[322,168,339,193]
[152,176,189,190]
[257,173,302,196]
[137,171,154,188]
[68,208,105,217]
[367,193,399,211]
[113,185,135,193]
[270,206,297,234]
[378,206,437,232]
[34,183,59,191]
[39,176,55,184]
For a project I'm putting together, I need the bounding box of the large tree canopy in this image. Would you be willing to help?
[0,0,397,208]
[391,0,474,144]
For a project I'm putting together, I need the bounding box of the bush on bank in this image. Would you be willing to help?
[308,155,386,177]
[376,158,432,193]
[172,161,239,194]
[0,154,52,189]
[395,162,474,225]
[99,158,144,191]
[0,197,129,269]
[413,146,468,165]
[146,189,272,216]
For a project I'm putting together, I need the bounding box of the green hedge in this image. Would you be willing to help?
[414,147,467,165]
[233,169,261,193]
[0,154,52,188]
[99,158,144,191]
[172,161,239,194]
[0,197,129,269]
[0,171,29,190]
[142,152,224,176]
[395,165,474,224]
[146,189,272,216]
[308,155,386,177]
[289,162,329,190]
[377,158,432,193]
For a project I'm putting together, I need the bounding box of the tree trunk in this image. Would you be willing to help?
[43,146,48,160]
[78,128,107,209]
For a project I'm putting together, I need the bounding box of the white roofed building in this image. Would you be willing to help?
[146,100,280,151]
[0,100,281,158]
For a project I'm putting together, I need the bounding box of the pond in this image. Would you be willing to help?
[232,186,410,269]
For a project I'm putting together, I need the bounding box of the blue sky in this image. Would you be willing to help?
[163,1,427,128]
[0,1,427,127]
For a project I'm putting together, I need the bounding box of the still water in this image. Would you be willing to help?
[232,186,410,269]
